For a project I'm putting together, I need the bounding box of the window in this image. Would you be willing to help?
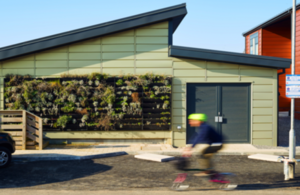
[250,32,258,55]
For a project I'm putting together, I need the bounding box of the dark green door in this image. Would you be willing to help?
[186,83,250,143]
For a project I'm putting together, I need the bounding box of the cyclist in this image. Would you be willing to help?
[183,113,223,176]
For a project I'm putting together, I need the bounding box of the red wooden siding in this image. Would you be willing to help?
[261,17,291,111]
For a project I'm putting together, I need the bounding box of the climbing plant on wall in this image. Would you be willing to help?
[3,73,172,131]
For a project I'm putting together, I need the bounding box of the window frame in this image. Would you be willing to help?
[250,32,259,55]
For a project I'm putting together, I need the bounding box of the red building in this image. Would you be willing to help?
[242,5,300,117]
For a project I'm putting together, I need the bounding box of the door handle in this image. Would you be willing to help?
[218,116,223,123]
[215,116,223,123]
[215,116,219,122]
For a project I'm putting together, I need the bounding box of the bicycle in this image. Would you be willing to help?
[171,156,237,191]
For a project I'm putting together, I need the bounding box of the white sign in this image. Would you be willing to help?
[286,75,300,98]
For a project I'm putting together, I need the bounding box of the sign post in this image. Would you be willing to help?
[286,0,297,180]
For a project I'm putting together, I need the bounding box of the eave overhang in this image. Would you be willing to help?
[169,45,291,69]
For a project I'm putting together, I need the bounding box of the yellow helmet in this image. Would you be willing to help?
[188,113,207,122]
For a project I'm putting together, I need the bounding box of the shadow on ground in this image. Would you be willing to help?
[0,159,112,189]
[1,155,300,190]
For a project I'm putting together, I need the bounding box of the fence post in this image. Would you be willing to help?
[22,110,26,150]
[39,117,43,150]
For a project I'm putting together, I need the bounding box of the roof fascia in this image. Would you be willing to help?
[0,4,187,61]
[169,46,291,69]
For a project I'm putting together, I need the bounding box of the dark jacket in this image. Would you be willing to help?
[190,122,222,147]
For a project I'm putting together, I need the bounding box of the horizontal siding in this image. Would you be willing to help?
[173,139,186,147]
[2,61,34,68]
[69,61,101,68]
[174,70,205,77]
[136,45,168,52]
[102,61,134,68]
[253,100,273,108]
[69,53,101,60]
[253,139,273,146]
[103,68,134,75]
[173,131,186,140]
[136,60,172,68]
[36,61,68,68]
[173,61,206,69]
[253,116,273,123]
[136,29,168,36]
[253,131,272,139]
[253,124,273,131]
[69,68,101,75]
[136,68,172,75]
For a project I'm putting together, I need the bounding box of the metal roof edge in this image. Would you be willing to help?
[242,3,300,36]
[169,45,291,69]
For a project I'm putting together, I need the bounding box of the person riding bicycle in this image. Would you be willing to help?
[184,113,223,177]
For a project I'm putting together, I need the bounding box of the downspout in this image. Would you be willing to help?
[277,68,286,146]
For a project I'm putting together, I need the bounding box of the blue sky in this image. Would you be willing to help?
[0,0,296,53]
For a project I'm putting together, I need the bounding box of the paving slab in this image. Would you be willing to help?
[134,153,175,162]
[248,154,284,162]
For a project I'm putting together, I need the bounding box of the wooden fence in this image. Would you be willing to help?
[0,110,47,150]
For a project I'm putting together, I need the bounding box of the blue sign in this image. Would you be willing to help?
[286,75,300,98]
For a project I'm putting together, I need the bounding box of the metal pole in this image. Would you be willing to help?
[289,0,296,180]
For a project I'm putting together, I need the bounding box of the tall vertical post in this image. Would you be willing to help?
[289,0,297,179]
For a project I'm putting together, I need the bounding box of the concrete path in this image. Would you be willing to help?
[12,144,299,161]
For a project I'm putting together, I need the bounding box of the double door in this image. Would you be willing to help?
[186,83,250,143]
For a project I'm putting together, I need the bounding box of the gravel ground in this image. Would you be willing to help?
[1,155,300,191]
[254,116,300,150]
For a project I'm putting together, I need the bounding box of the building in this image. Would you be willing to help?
[0,4,290,146]
[242,4,300,118]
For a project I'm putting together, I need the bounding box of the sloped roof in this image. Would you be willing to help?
[243,3,300,36]
[0,3,187,61]
[169,45,291,69]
